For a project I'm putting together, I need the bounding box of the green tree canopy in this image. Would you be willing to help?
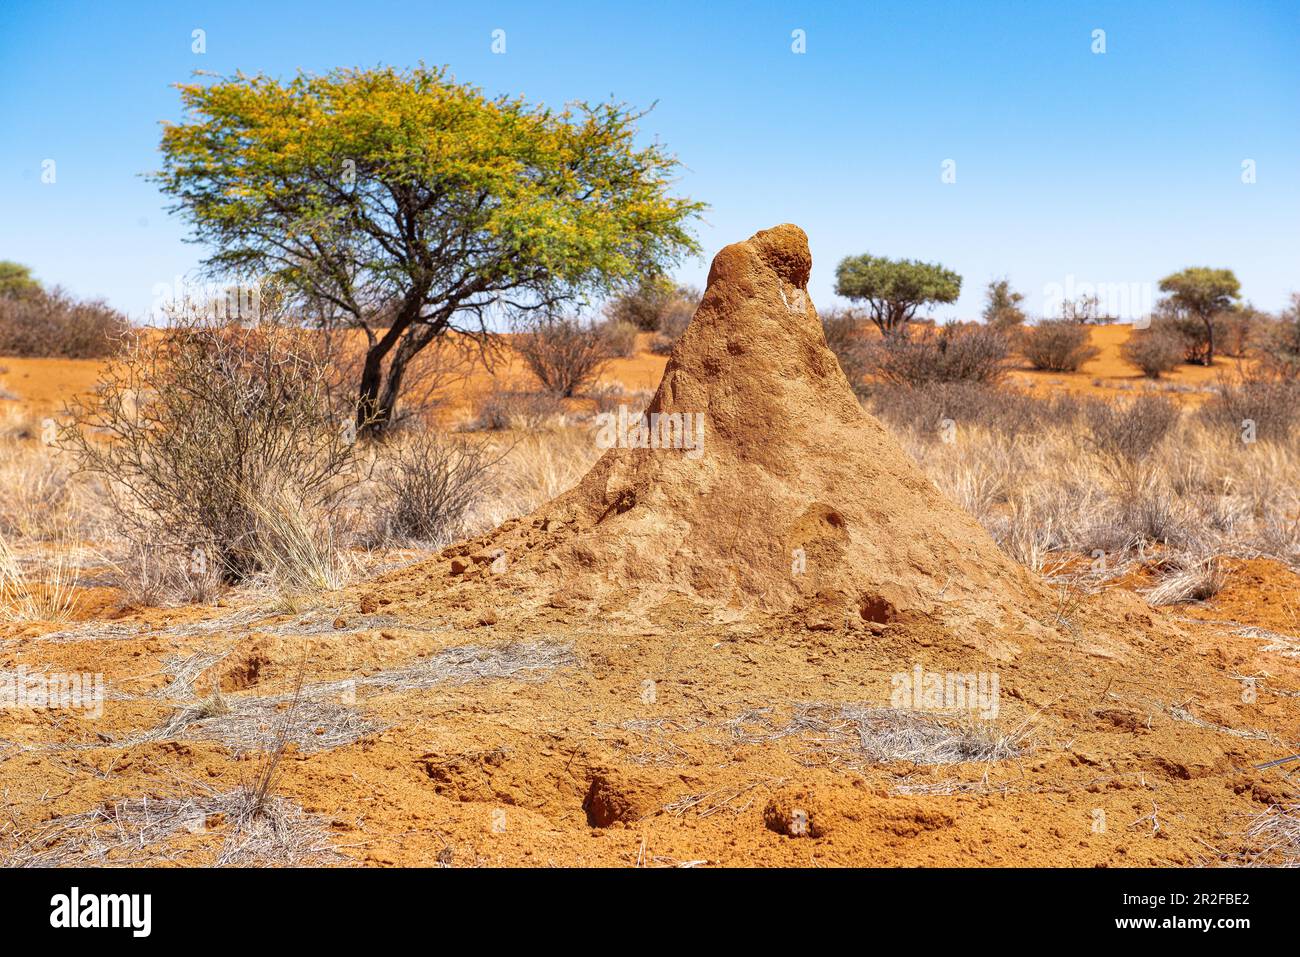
[1157,267,1240,365]
[153,65,704,432]
[834,254,961,336]
[0,261,41,299]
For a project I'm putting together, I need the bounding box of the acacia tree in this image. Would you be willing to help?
[0,261,41,300]
[154,66,704,434]
[834,254,961,336]
[1157,267,1240,366]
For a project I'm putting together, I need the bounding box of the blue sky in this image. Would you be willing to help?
[1,0,1297,323]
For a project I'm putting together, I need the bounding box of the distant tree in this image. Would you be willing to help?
[834,254,961,337]
[0,261,41,300]
[982,278,1026,329]
[1157,267,1241,365]
[153,66,704,435]
[1059,293,1115,325]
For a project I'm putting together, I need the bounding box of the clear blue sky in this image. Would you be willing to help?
[1,0,1297,323]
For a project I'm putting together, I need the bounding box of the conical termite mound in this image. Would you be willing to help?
[444,224,1054,657]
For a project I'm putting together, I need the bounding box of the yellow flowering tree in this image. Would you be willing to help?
[154,65,703,433]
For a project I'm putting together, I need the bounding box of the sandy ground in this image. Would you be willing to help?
[1,323,1297,868]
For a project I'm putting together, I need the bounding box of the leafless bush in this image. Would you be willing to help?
[1257,295,1300,380]
[821,307,873,393]
[62,317,366,583]
[598,318,639,358]
[1022,320,1100,372]
[866,323,1010,386]
[0,287,130,359]
[866,381,1081,438]
[606,277,698,333]
[512,316,612,398]
[1082,394,1181,468]
[1199,372,1300,443]
[1059,293,1115,325]
[1121,326,1185,378]
[587,382,652,416]
[376,432,495,544]
[1148,303,1215,365]
[647,290,696,355]
[465,386,566,432]
[1218,306,1259,358]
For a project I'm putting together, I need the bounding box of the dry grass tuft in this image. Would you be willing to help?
[711,702,1035,769]
[1242,803,1300,867]
[0,532,78,623]
[0,787,343,867]
[1144,557,1226,606]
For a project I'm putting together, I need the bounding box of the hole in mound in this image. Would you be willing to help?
[858,595,895,624]
[583,774,631,828]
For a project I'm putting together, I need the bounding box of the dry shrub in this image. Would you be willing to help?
[376,431,495,545]
[512,316,612,397]
[466,386,566,432]
[866,323,1010,386]
[0,287,130,359]
[1218,307,1259,359]
[866,381,1080,438]
[63,317,365,583]
[1149,305,1215,365]
[877,384,1298,577]
[598,318,639,358]
[821,307,873,393]
[606,278,698,333]
[648,291,695,356]
[587,381,651,416]
[1199,372,1300,444]
[1022,320,1100,372]
[1257,296,1300,380]
[1082,394,1181,470]
[1121,326,1184,378]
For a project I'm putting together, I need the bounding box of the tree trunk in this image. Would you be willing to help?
[358,316,445,437]
[1202,313,1215,366]
[355,320,410,435]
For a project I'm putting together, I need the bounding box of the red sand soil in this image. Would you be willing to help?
[1,229,1297,867]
